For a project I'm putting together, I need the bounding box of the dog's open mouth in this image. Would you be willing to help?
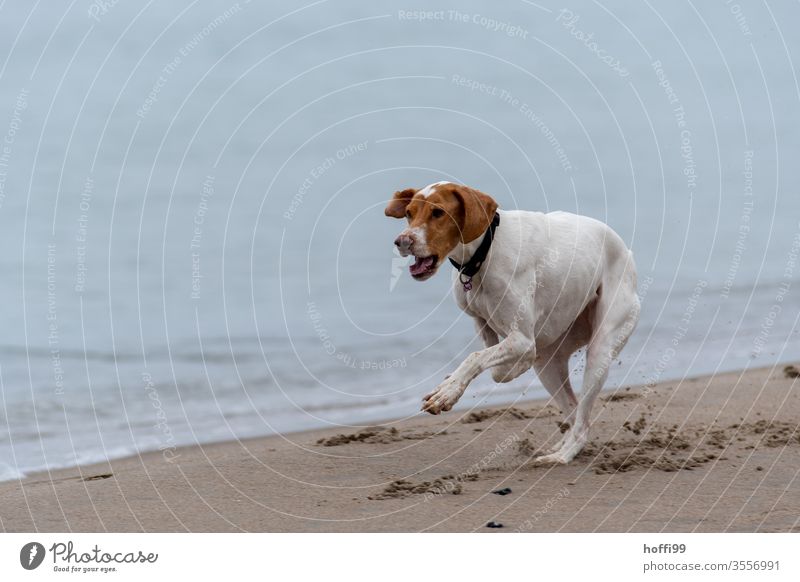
[409,255,438,280]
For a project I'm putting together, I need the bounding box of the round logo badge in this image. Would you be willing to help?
[20,542,46,570]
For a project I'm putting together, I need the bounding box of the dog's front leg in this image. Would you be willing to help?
[422,331,535,414]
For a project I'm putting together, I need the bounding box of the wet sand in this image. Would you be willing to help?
[1,365,799,532]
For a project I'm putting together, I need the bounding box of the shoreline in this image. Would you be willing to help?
[5,357,793,485]
[1,363,799,532]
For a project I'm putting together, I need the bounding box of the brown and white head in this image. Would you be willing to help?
[384,181,498,281]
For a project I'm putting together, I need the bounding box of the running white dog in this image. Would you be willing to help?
[385,182,640,465]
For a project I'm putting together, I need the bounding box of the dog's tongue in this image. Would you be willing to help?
[409,256,435,276]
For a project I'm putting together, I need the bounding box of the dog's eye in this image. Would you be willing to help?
[405,210,412,220]
[431,208,445,218]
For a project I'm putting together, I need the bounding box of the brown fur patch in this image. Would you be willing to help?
[386,183,499,267]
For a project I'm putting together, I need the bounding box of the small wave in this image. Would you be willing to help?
[0,463,25,481]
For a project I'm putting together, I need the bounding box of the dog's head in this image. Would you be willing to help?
[384,182,498,281]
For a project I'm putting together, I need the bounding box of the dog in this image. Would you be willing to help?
[385,181,640,464]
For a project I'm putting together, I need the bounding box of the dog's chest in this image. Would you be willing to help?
[454,277,517,330]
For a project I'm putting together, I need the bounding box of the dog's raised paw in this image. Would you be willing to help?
[421,394,451,415]
[421,379,464,414]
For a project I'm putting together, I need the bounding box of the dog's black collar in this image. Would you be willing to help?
[448,212,500,291]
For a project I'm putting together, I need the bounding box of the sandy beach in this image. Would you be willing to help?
[1,365,798,533]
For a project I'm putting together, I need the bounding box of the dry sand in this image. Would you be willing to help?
[1,365,799,532]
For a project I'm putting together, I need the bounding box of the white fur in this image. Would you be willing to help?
[417,180,450,198]
[421,209,641,465]
[396,225,429,257]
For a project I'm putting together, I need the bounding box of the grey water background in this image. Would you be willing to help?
[0,1,798,479]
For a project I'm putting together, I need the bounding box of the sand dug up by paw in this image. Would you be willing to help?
[590,419,800,475]
[368,473,478,500]
[460,406,555,424]
[316,426,444,447]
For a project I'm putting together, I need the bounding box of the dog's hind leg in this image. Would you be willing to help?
[535,257,640,465]
[473,316,499,348]
[533,349,578,455]
[533,347,577,425]
[532,313,594,454]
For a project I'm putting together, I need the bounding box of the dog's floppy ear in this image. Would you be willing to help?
[453,186,498,243]
[384,188,416,218]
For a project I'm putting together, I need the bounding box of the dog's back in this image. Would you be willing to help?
[479,209,636,346]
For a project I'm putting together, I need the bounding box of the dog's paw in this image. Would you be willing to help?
[543,440,565,456]
[421,378,465,415]
[531,452,571,466]
[532,424,588,465]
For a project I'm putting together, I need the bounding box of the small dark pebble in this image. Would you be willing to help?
[783,365,800,379]
[486,521,504,529]
[756,466,764,471]
[492,487,512,496]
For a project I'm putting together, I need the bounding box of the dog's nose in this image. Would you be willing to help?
[394,234,414,254]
